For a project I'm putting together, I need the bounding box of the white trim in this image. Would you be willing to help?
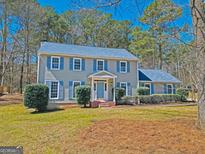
[51,56,60,70]
[93,80,108,100]
[97,59,104,71]
[45,80,60,100]
[88,70,117,78]
[120,61,127,73]
[120,82,128,96]
[72,81,81,99]
[167,84,173,94]
[38,53,138,61]
[37,55,40,83]
[73,58,82,71]
[144,83,151,95]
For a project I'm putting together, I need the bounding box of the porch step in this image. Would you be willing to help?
[99,102,115,108]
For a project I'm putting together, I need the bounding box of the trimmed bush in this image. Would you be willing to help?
[176,88,189,101]
[118,96,137,105]
[76,85,91,107]
[115,88,125,103]
[119,94,182,105]
[24,84,49,112]
[137,87,150,95]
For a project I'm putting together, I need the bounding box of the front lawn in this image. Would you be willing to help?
[0,104,201,153]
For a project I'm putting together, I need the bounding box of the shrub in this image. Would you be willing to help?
[176,88,189,101]
[119,94,182,105]
[137,87,150,95]
[118,96,137,105]
[115,88,125,103]
[24,84,49,112]
[76,85,91,107]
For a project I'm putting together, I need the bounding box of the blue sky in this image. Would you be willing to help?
[37,0,193,41]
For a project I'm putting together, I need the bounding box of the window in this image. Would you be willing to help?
[145,83,151,94]
[73,58,82,71]
[120,82,127,96]
[50,81,59,99]
[120,61,127,73]
[97,60,104,71]
[73,81,81,98]
[51,57,60,70]
[167,84,173,94]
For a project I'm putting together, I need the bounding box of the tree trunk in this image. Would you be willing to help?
[190,0,205,129]
[159,43,163,69]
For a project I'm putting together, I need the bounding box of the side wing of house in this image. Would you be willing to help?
[138,69,181,95]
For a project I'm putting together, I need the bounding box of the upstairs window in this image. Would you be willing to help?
[73,58,82,71]
[120,61,127,73]
[97,60,104,71]
[51,56,60,70]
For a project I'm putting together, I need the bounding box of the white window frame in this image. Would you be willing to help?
[51,56,60,70]
[167,84,173,94]
[120,61,127,73]
[45,80,60,100]
[73,58,82,71]
[120,82,128,96]
[97,59,104,71]
[144,83,151,94]
[72,81,81,99]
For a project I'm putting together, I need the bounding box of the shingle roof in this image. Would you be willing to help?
[38,42,137,60]
[139,69,181,83]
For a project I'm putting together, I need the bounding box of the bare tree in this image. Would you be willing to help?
[190,0,205,128]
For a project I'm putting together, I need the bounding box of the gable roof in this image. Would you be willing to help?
[38,42,137,61]
[139,69,181,83]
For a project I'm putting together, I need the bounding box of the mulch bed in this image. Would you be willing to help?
[75,118,205,154]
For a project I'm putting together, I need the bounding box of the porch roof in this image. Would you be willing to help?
[88,71,117,79]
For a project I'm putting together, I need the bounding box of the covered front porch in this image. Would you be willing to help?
[88,71,117,103]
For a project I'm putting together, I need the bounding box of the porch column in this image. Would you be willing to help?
[113,77,116,103]
[91,77,94,102]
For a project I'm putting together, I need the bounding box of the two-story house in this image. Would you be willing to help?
[37,42,138,103]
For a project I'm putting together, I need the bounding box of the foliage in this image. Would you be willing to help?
[24,84,49,112]
[76,85,91,107]
[119,94,182,105]
[115,88,126,103]
[137,87,150,95]
[176,88,189,101]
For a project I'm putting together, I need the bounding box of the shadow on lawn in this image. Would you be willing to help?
[31,108,64,114]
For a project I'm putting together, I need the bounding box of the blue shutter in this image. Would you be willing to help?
[82,59,85,71]
[173,84,176,94]
[59,81,64,100]
[93,59,97,72]
[69,58,73,70]
[127,62,130,72]
[151,83,154,95]
[127,82,131,96]
[164,84,167,94]
[104,60,108,71]
[81,81,85,85]
[45,81,51,99]
[47,56,51,70]
[60,57,64,70]
[117,82,120,88]
[117,61,120,72]
[69,81,73,99]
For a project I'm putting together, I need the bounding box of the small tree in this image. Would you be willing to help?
[24,84,49,112]
[137,87,150,95]
[76,85,91,107]
[176,88,189,102]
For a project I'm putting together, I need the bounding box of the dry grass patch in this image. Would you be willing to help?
[76,118,205,154]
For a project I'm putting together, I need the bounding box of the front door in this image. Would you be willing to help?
[97,81,105,99]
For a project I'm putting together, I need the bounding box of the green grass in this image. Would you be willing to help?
[0,104,197,153]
